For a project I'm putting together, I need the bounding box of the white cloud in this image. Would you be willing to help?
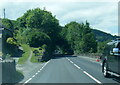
[0,1,118,35]
[0,0,119,2]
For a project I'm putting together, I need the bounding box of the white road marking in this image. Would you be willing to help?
[23,60,50,85]
[66,57,102,84]
[66,58,73,63]
[70,61,73,64]
[74,64,81,69]
[83,71,102,84]
[35,73,38,75]
[66,57,70,61]
[67,58,70,61]
[24,78,32,84]
[66,58,82,70]
[32,75,35,78]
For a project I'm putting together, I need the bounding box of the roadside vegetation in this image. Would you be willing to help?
[1,8,120,62]
[18,44,31,64]
[30,46,45,63]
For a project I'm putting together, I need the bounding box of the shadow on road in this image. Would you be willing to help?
[52,54,77,59]
[103,74,120,83]
[112,77,120,83]
[2,70,24,85]
[14,70,24,84]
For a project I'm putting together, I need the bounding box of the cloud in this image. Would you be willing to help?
[57,2,118,35]
[1,0,119,2]
[0,1,118,35]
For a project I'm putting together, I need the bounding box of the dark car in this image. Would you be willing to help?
[102,39,120,78]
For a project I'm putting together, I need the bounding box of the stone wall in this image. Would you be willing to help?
[1,60,16,83]
[0,62,2,85]
[0,38,2,52]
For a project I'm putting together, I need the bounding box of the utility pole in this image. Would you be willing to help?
[43,7,46,10]
[0,15,1,28]
[3,8,5,19]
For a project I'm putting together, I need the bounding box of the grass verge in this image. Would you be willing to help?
[18,44,31,64]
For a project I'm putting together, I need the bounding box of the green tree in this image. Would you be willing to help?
[62,21,97,54]
[81,33,97,53]
[27,29,51,47]
[63,21,83,54]
[17,8,61,51]
[2,18,13,30]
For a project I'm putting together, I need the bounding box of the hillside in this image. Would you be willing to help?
[92,29,120,42]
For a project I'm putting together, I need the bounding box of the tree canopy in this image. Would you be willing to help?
[62,21,97,54]
[3,7,116,61]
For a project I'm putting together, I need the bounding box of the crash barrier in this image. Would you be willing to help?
[1,60,16,83]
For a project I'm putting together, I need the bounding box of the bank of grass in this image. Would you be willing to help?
[30,47,45,63]
[18,44,31,64]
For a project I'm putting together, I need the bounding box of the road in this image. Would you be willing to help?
[22,56,119,84]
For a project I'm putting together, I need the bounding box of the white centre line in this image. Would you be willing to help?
[83,71,102,84]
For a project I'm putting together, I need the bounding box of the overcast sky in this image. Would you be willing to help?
[0,0,119,35]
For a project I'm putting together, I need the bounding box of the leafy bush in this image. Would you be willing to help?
[27,29,51,47]
[6,37,17,45]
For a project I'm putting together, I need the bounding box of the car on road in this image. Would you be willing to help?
[102,39,120,78]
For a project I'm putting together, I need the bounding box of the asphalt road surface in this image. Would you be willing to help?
[23,56,119,84]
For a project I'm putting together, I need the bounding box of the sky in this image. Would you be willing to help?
[0,0,119,36]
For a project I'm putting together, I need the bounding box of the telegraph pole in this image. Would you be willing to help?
[43,7,46,10]
[3,8,5,19]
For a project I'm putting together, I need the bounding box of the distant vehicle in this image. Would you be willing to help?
[102,39,120,78]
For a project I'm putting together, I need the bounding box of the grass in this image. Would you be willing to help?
[0,52,2,56]
[17,44,45,64]
[18,44,31,64]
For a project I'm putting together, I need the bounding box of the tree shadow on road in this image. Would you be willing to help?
[112,76,120,83]
[14,70,24,84]
[52,54,77,59]
[2,70,24,85]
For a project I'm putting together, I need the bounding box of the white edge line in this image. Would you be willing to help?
[83,71,102,84]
